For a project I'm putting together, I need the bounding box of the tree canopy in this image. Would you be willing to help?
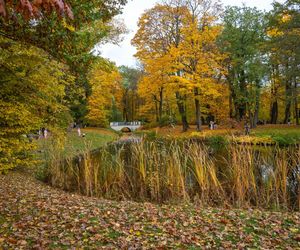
[1,0,299,172]
[0,0,127,172]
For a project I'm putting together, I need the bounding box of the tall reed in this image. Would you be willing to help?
[188,143,223,204]
[227,144,258,207]
[43,139,300,210]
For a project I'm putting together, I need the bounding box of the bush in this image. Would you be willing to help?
[271,135,297,146]
[158,115,177,127]
[207,135,228,151]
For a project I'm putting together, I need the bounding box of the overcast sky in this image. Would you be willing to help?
[97,0,283,67]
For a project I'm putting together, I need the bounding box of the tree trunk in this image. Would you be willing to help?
[228,75,235,119]
[238,105,247,121]
[294,78,299,125]
[270,101,278,124]
[227,66,236,119]
[159,87,164,122]
[284,79,292,124]
[238,70,247,120]
[252,81,260,128]
[155,100,159,123]
[249,111,254,129]
[252,103,259,128]
[229,93,234,119]
[131,92,135,122]
[194,88,201,131]
[284,101,291,124]
[270,64,279,124]
[122,90,129,122]
[176,91,189,132]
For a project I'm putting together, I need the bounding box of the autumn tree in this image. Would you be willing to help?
[0,0,73,19]
[138,56,176,123]
[118,66,143,122]
[0,37,74,172]
[1,0,127,122]
[86,59,123,127]
[0,1,128,172]
[170,0,225,131]
[133,2,192,131]
[133,0,226,131]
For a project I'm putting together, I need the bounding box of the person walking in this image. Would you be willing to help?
[210,121,214,130]
[245,123,250,135]
[77,125,81,137]
[41,127,45,138]
[44,128,48,139]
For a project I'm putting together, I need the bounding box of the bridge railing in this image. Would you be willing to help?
[110,121,142,126]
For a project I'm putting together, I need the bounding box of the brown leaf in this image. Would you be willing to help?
[0,0,6,17]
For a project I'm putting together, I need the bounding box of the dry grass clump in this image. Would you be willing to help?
[44,139,300,210]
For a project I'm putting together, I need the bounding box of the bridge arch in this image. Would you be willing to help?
[110,121,142,132]
[121,127,132,132]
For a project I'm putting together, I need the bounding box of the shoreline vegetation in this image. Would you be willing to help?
[136,124,300,147]
[1,126,299,248]
[35,125,300,211]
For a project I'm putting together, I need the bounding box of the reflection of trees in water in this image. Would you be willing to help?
[48,140,300,209]
[288,164,300,205]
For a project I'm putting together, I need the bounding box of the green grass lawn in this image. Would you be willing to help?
[38,128,119,158]
[250,126,300,145]
[65,128,119,152]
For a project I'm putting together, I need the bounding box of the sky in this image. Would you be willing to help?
[97,0,283,67]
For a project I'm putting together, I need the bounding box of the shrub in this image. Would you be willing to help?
[272,135,296,146]
[158,115,177,127]
[207,135,228,151]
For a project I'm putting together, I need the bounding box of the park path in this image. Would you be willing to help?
[0,170,299,249]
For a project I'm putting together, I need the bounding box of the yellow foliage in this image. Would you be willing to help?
[133,3,228,124]
[0,37,74,172]
[87,61,122,126]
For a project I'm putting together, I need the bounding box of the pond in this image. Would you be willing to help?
[46,137,300,211]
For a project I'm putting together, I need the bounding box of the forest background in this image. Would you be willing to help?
[0,0,299,171]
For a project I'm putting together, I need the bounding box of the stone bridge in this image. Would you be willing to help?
[110,122,142,132]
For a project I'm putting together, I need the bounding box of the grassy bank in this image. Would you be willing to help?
[38,128,119,157]
[66,128,119,153]
[35,127,119,181]
[137,125,300,146]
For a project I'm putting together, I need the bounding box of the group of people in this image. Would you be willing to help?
[209,121,218,130]
[38,127,48,139]
[209,120,251,135]
[36,124,84,140]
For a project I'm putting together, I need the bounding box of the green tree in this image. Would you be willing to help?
[219,6,267,127]
[268,0,300,125]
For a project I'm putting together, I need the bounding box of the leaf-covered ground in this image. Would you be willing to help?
[0,171,299,249]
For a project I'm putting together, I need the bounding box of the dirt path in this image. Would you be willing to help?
[0,171,299,249]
